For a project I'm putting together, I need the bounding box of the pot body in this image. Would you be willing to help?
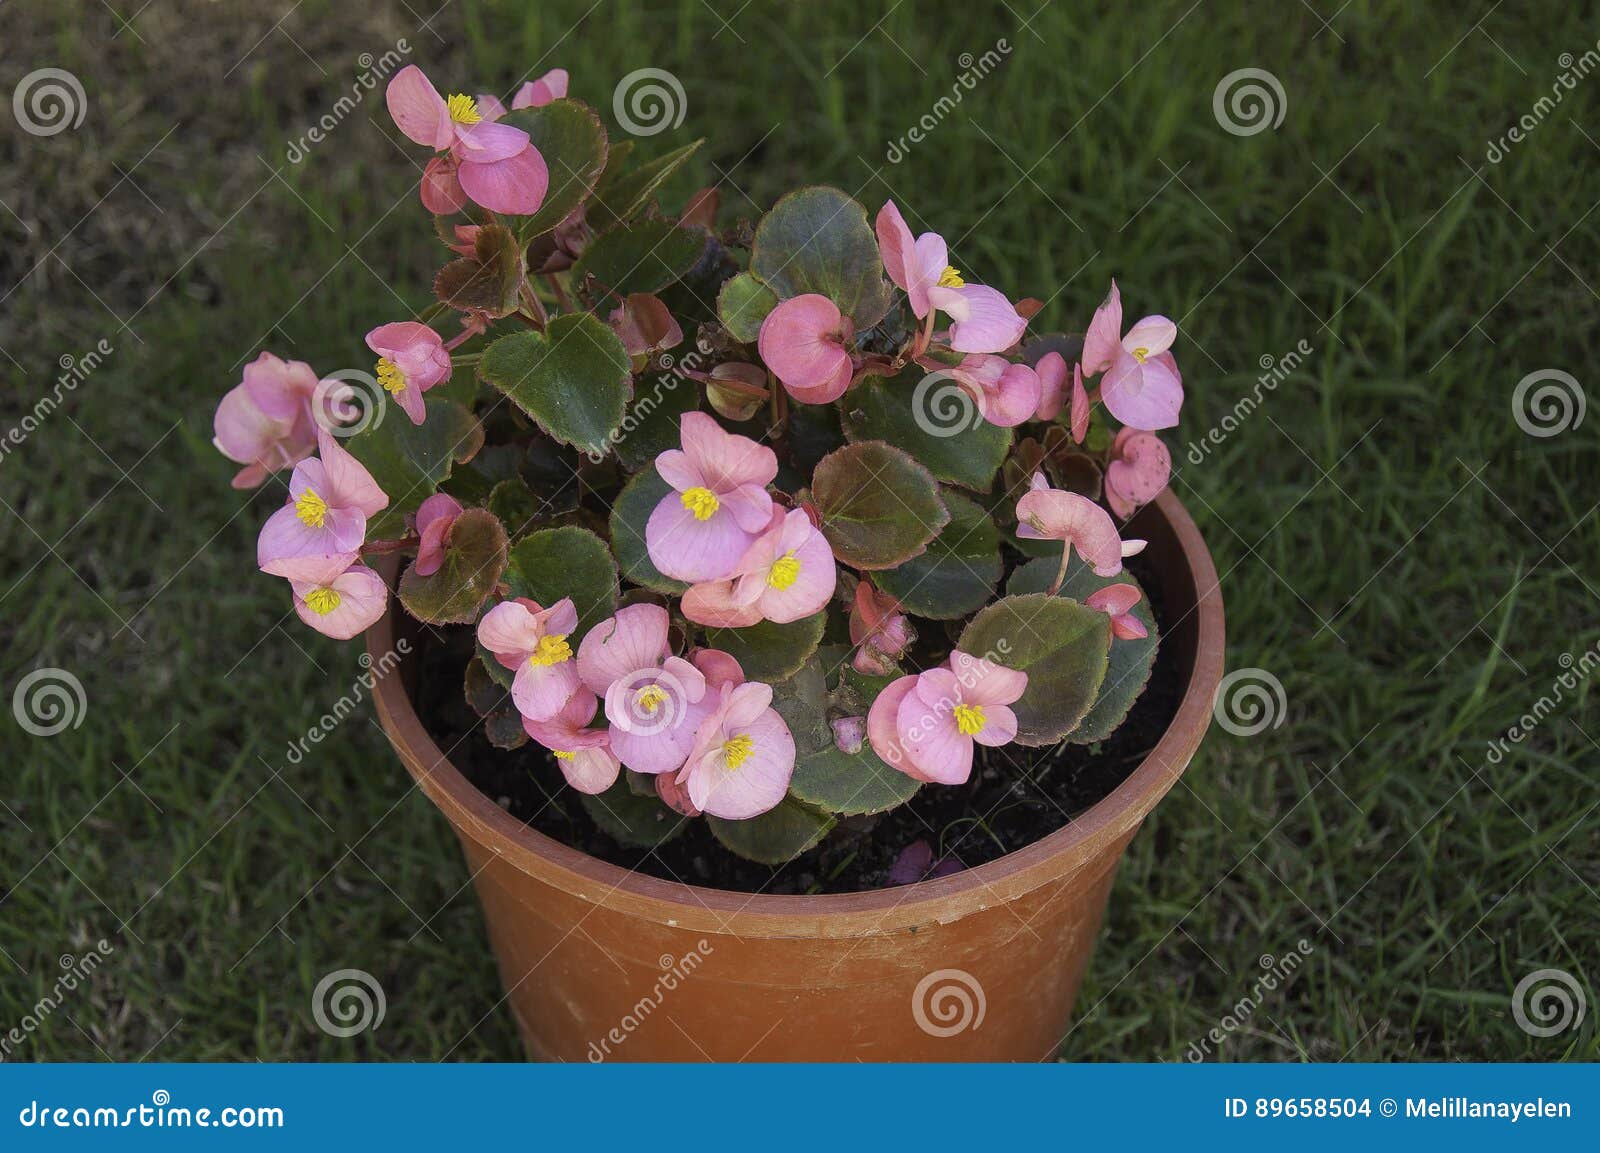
[371,490,1224,1062]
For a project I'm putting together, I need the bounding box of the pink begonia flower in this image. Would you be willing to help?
[257,428,390,581]
[213,352,321,489]
[476,69,570,119]
[289,560,389,641]
[674,681,796,819]
[942,354,1041,428]
[867,650,1028,786]
[646,411,778,582]
[1015,471,1145,579]
[875,201,1026,355]
[1104,426,1172,519]
[655,769,701,818]
[386,65,549,215]
[1085,584,1149,641]
[365,322,452,426]
[680,508,836,628]
[849,581,914,676]
[411,493,464,577]
[1080,280,1182,430]
[1069,362,1091,443]
[1034,350,1067,422]
[476,596,581,722]
[522,687,621,795]
[576,603,711,776]
[757,294,854,403]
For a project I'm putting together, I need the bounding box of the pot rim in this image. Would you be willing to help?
[369,487,1225,936]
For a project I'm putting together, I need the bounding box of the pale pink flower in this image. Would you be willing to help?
[257,428,390,581]
[1085,584,1149,641]
[365,322,452,426]
[757,294,854,403]
[289,560,389,640]
[942,354,1041,428]
[576,603,711,776]
[867,651,1028,786]
[476,597,581,722]
[875,200,1026,353]
[1104,427,1171,519]
[646,412,778,582]
[522,687,621,795]
[849,581,914,676]
[680,508,836,628]
[212,352,321,489]
[1069,362,1091,443]
[674,681,796,819]
[1034,350,1068,422]
[476,69,570,119]
[1080,280,1182,430]
[411,493,464,577]
[1015,471,1145,579]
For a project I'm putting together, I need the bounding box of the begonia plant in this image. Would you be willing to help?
[213,63,1185,865]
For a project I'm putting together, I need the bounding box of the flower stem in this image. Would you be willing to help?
[1046,545,1070,598]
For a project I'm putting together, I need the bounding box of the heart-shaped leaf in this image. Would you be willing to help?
[841,367,1011,491]
[499,100,609,241]
[582,778,686,848]
[487,477,542,537]
[717,271,778,343]
[590,139,705,228]
[479,314,632,456]
[345,397,484,539]
[956,593,1110,746]
[573,219,708,300]
[810,441,948,570]
[397,508,509,624]
[433,222,523,316]
[701,612,826,681]
[503,525,619,637]
[1007,557,1159,743]
[610,468,689,594]
[708,795,834,864]
[750,186,893,327]
[871,490,1001,620]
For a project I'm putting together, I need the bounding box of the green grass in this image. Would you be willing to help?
[1,0,1596,1061]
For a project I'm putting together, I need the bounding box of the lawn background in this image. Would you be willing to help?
[1,0,1596,1061]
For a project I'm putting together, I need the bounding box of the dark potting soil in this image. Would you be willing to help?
[411,554,1184,895]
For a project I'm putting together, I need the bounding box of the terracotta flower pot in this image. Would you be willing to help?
[369,488,1224,1061]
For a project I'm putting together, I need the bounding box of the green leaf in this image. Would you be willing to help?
[810,441,948,570]
[1007,558,1159,744]
[345,398,484,539]
[590,139,705,227]
[581,778,685,848]
[503,525,619,637]
[487,477,542,536]
[871,490,1001,619]
[708,795,834,864]
[701,612,826,681]
[614,371,701,471]
[432,223,522,316]
[610,469,689,594]
[397,508,509,625]
[750,187,893,327]
[500,100,609,241]
[791,742,920,816]
[479,314,632,456]
[956,594,1111,746]
[841,367,1011,491]
[573,219,708,300]
[717,272,778,343]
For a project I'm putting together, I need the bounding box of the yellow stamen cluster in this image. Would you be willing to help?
[446,93,482,125]
[529,634,573,667]
[1130,346,1149,363]
[722,734,755,769]
[952,703,987,736]
[636,685,668,714]
[376,357,407,395]
[681,486,720,522]
[767,552,801,590]
[295,487,329,529]
[937,266,965,288]
[552,750,575,760]
[304,587,342,616]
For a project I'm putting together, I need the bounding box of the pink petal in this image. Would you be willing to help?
[875,201,934,318]
[1034,351,1067,421]
[457,146,549,215]
[969,703,1017,748]
[645,494,758,583]
[928,284,1026,354]
[758,295,853,403]
[719,484,776,534]
[257,504,360,581]
[984,361,1042,427]
[656,770,701,817]
[291,563,389,640]
[693,648,744,688]
[420,157,469,214]
[213,383,292,467]
[514,69,569,108]
[558,747,621,794]
[1105,428,1171,518]
[756,524,835,624]
[681,579,763,628]
[684,707,794,819]
[512,660,580,722]
[653,448,705,493]
[477,600,540,664]
[1014,487,1124,576]
[412,493,462,577]
[1086,583,1142,616]
[452,118,532,163]
[575,603,670,694]
[1081,280,1123,377]
[1121,314,1177,359]
[475,93,508,121]
[680,412,778,491]
[386,66,453,150]
[315,428,389,518]
[1100,349,1182,431]
[896,682,974,785]
[241,351,317,420]
[1070,363,1090,443]
[866,675,921,778]
[543,597,579,636]
[1112,615,1148,640]
[950,649,1028,706]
